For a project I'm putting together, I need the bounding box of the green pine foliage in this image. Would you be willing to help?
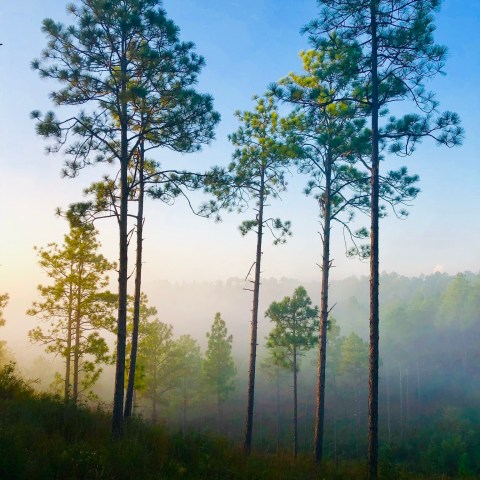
[203,313,236,408]
[27,222,116,403]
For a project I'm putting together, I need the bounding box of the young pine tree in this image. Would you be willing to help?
[203,313,236,432]
[266,286,319,457]
[174,335,203,433]
[28,222,116,403]
[136,319,179,423]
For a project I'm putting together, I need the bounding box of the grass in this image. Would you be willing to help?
[0,364,475,480]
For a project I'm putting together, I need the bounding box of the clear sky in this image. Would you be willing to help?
[0,0,479,343]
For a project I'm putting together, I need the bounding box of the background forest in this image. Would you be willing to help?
[2,272,479,478]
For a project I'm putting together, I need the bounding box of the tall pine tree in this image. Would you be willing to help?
[32,0,218,437]
[304,2,463,475]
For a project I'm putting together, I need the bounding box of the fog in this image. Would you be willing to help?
[3,271,479,469]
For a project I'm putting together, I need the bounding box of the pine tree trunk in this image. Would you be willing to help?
[64,275,74,402]
[355,385,359,458]
[333,374,338,465]
[386,362,391,444]
[73,306,81,403]
[406,367,409,432]
[217,391,223,434]
[368,2,380,478]
[112,45,129,439]
[152,362,158,423]
[276,373,280,456]
[416,357,421,408]
[399,365,403,439]
[73,265,83,404]
[293,344,298,458]
[314,150,333,463]
[182,377,187,434]
[244,168,265,455]
[125,141,145,418]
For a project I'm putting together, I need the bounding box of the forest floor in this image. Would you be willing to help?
[0,364,472,480]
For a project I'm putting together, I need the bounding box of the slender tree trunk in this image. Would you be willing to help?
[368,3,380,478]
[182,377,187,434]
[293,344,298,458]
[64,275,74,402]
[399,365,403,439]
[73,305,81,403]
[355,384,359,458]
[152,363,158,423]
[333,375,338,465]
[314,150,333,463]
[125,140,145,418]
[276,373,280,456]
[112,45,129,439]
[416,357,421,408]
[386,362,391,443]
[405,367,409,431]
[217,390,223,434]
[73,263,83,404]
[244,169,265,455]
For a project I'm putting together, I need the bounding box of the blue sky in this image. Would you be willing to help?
[0,0,479,314]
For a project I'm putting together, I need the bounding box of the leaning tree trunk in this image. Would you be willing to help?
[314,150,333,463]
[368,3,380,479]
[244,168,265,455]
[125,140,145,418]
[112,45,129,439]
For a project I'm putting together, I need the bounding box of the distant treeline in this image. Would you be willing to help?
[145,272,480,477]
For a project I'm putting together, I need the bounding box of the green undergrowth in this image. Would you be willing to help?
[0,363,474,480]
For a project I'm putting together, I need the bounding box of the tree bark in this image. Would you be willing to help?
[244,167,265,455]
[125,140,145,418]
[314,149,333,463]
[368,2,380,478]
[112,43,129,439]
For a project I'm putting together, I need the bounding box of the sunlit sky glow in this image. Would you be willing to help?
[0,1,479,355]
